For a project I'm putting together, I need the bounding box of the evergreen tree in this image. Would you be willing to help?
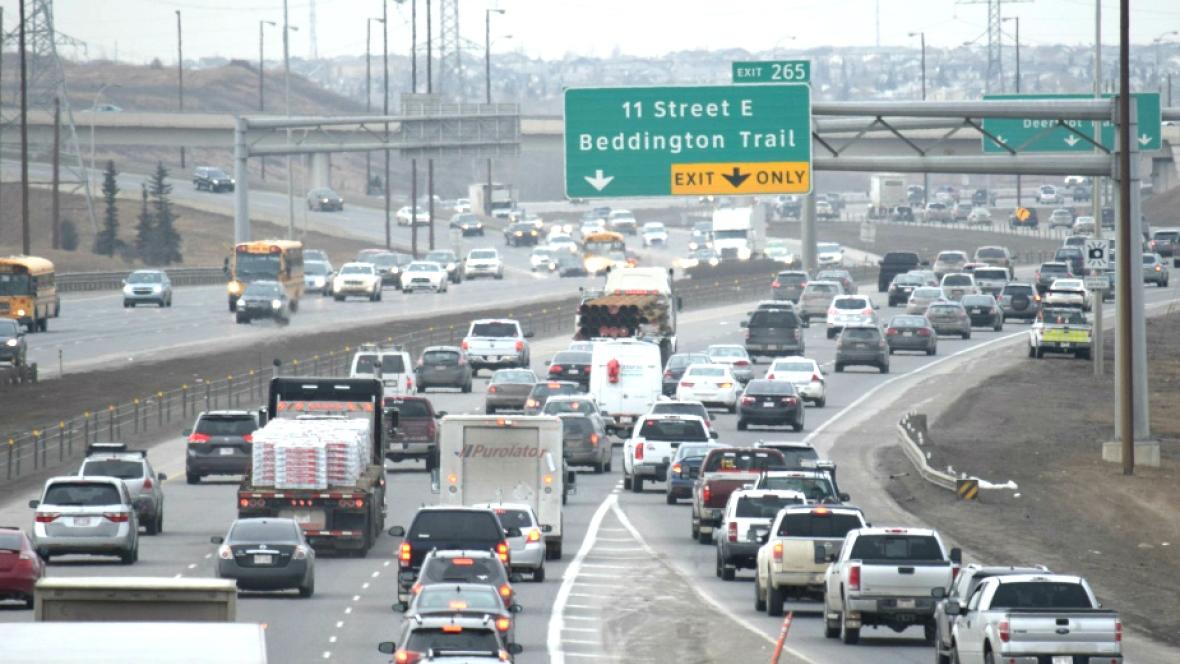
[147,162,183,265]
[93,160,122,257]
[134,183,155,263]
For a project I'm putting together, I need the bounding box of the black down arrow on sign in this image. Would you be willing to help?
[722,167,750,188]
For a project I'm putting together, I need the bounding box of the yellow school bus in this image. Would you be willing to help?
[581,231,628,275]
[227,240,304,312]
[0,255,59,332]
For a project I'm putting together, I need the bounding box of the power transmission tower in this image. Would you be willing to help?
[437,0,462,98]
[308,0,318,60]
[957,0,1032,94]
[1,0,97,234]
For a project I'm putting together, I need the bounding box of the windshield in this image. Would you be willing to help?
[834,298,868,310]
[714,230,748,240]
[0,272,32,296]
[976,248,1006,259]
[553,351,591,364]
[0,532,23,551]
[411,512,501,540]
[243,282,282,297]
[416,587,503,613]
[1142,254,1157,265]
[372,255,399,268]
[1043,310,1086,325]
[928,305,961,316]
[43,482,122,506]
[849,534,944,561]
[387,399,430,417]
[543,399,594,415]
[650,403,708,418]
[639,418,708,442]
[305,262,330,275]
[937,253,966,264]
[0,320,19,336]
[988,582,1094,610]
[353,354,406,374]
[127,271,163,284]
[422,556,505,584]
[195,415,257,436]
[408,263,438,272]
[341,265,373,275]
[1003,285,1033,295]
[471,322,518,337]
[667,354,709,370]
[405,629,500,653]
[229,520,300,543]
[492,370,534,384]
[776,512,864,537]
[962,296,994,306]
[530,383,579,400]
[749,311,800,328]
[736,494,803,518]
[758,476,836,501]
[943,275,972,286]
[766,446,820,467]
[469,250,498,260]
[685,366,726,378]
[1041,264,1069,274]
[745,380,796,396]
[81,460,144,480]
[913,288,943,299]
[974,269,1007,280]
[703,450,785,473]
[235,253,281,279]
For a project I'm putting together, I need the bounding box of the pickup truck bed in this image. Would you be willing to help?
[692,474,753,543]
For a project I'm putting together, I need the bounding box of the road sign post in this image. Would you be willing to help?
[981,93,1161,153]
[563,85,812,199]
[731,60,811,84]
[1084,239,1109,270]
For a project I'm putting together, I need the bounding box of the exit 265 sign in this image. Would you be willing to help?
[563,84,813,199]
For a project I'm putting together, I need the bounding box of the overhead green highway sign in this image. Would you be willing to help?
[731,60,811,84]
[563,84,813,199]
[981,92,1161,153]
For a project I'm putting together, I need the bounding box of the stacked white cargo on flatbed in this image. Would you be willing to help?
[250,418,370,490]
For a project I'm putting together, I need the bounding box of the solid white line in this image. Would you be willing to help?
[573,572,630,579]
[562,603,599,610]
[562,627,599,633]
[563,615,599,621]
[580,563,631,569]
[562,639,602,646]
[609,500,822,664]
[573,581,628,589]
[547,492,617,664]
[563,654,613,660]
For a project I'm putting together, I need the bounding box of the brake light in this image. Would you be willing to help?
[488,385,498,393]
[496,541,510,564]
[243,433,253,443]
[498,583,512,600]
[917,328,932,337]
[767,373,775,380]
[671,463,682,475]
[733,360,750,367]
[34,512,60,523]
[607,358,621,384]
[702,484,712,504]
[663,370,673,379]
[187,433,211,444]
[727,521,738,543]
[885,327,899,336]
[103,512,130,523]
[218,544,233,559]
[589,433,599,447]
[515,340,524,352]
[442,625,464,634]
[811,373,822,382]
[398,542,411,565]
[771,280,781,288]
[142,476,153,490]
[405,376,413,391]
[635,442,644,461]
[951,564,960,582]
[1115,619,1122,643]
[451,558,475,566]
[461,340,469,350]
[292,545,310,560]
[527,528,542,543]
[998,619,1010,643]
[772,542,783,562]
[741,396,756,405]
[781,396,797,405]
[848,564,861,590]
[718,382,733,388]
[549,364,563,375]
[680,381,694,388]
[394,650,421,664]
[496,617,511,632]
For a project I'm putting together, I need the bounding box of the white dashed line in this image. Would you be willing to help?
[336,621,344,629]
[187,563,197,569]
[352,595,361,602]
[328,636,337,644]
[344,607,352,615]
[321,651,331,659]
[383,560,391,567]
[362,582,370,590]
[371,571,380,578]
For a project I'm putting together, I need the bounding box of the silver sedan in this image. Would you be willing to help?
[122,270,173,308]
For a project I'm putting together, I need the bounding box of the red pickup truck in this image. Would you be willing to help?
[691,447,786,544]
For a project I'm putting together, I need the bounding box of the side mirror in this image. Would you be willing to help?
[388,526,406,537]
[931,587,947,600]
[392,601,408,612]
[739,320,748,328]
[27,500,39,509]
[182,428,192,436]
[544,360,551,366]
[435,411,447,419]
[949,547,963,565]
[566,469,578,486]
[541,524,553,533]
[508,644,524,656]
[710,431,719,439]
[158,473,167,481]
[378,642,397,655]
[838,492,851,502]
[210,536,224,545]
[505,527,523,538]
[508,573,525,584]
[510,603,524,614]
[524,330,535,338]
[945,600,962,616]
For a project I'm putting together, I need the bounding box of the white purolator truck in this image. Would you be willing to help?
[437,415,570,559]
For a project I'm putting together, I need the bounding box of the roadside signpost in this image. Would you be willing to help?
[1084,239,1110,270]
[731,60,811,84]
[981,92,1161,153]
[563,84,813,199]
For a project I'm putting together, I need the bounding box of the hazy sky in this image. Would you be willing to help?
[8,1,1180,64]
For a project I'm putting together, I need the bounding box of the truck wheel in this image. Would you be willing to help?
[534,565,545,582]
[631,477,644,493]
[665,492,676,504]
[186,472,200,485]
[720,561,735,581]
[714,549,723,578]
[120,546,137,566]
[623,475,632,491]
[823,612,840,638]
[736,419,747,431]
[835,363,844,373]
[754,578,767,611]
[767,584,784,616]
[840,611,860,644]
[144,513,159,536]
[691,519,700,541]
[924,622,937,644]
[697,530,711,545]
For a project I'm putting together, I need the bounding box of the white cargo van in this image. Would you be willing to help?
[589,339,663,437]
[437,415,570,559]
[349,344,415,396]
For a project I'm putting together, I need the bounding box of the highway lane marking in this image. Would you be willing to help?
[563,627,599,633]
[371,570,380,578]
[187,563,197,569]
[321,651,331,659]
[547,493,617,664]
[383,560,391,566]
[336,621,344,629]
[609,500,822,664]
[579,563,630,569]
[362,582,370,590]
[352,595,360,602]
[344,606,352,614]
[563,604,598,610]
[328,636,337,644]
[563,639,603,645]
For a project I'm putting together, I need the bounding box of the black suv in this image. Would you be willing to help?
[877,251,921,292]
[184,410,263,483]
[742,307,805,361]
[389,507,519,602]
[193,166,235,193]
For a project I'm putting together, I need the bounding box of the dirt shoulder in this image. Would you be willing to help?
[883,311,1180,646]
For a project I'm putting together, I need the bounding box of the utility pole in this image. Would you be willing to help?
[485,9,505,217]
[383,0,392,250]
[176,10,185,169]
[366,16,383,200]
[19,0,29,256]
[1092,0,1104,377]
[283,0,294,239]
[1115,0,1133,474]
[51,97,60,250]
[1003,16,1022,205]
[427,0,435,251]
[259,20,275,182]
[909,31,928,209]
[411,0,419,258]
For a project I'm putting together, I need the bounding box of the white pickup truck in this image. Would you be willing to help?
[946,574,1122,664]
[622,413,716,493]
[823,527,962,645]
[462,319,533,376]
[714,489,805,582]
[754,505,867,617]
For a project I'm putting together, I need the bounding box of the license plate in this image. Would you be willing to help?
[856,343,868,349]
[279,508,326,529]
[972,308,983,314]
[1052,658,1072,664]
[568,369,579,375]
[896,599,916,609]
[72,517,93,527]
[254,554,273,565]
[219,447,235,456]
[762,402,775,408]
[1061,343,1071,349]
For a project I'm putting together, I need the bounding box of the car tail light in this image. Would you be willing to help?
[781,396,797,405]
[772,542,783,562]
[142,476,153,490]
[527,528,542,543]
[734,359,750,367]
[998,619,1010,643]
[878,340,887,349]
[405,376,413,391]
[671,463,681,476]
[635,442,644,461]
[1150,240,1158,249]
[398,542,412,566]
[718,382,733,388]
[1156,265,1163,272]
[426,420,437,440]
[1115,619,1122,643]
[1035,271,1041,281]
[702,484,712,504]
[663,370,673,379]
[549,364,563,375]
[885,327,899,336]
[187,433,211,444]
[460,340,469,350]
[103,512,130,523]
[917,328,932,337]
[243,433,253,443]
[767,373,775,380]
[951,564,961,582]
[395,650,422,664]
[34,512,60,523]
[741,396,756,405]
[496,617,511,632]
[498,583,512,601]
[848,564,861,591]
[727,521,738,543]
[514,340,525,352]
[811,373,822,382]
[496,541,510,564]
[589,434,599,447]
[292,545,309,560]
[218,544,233,560]
[680,381,694,388]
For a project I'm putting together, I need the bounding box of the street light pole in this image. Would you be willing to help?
[909,32,927,208]
[484,9,505,217]
[175,10,185,169]
[366,16,383,200]
[1003,17,1021,205]
[90,83,119,192]
[283,0,294,239]
[259,20,275,181]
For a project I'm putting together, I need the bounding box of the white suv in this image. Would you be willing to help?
[825,295,877,340]
[463,248,504,280]
[332,262,382,301]
[349,344,415,396]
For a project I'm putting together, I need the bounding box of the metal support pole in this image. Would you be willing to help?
[233,116,250,243]
[801,194,817,274]
[383,1,391,249]
[19,0,29,256]
[176,10,185,168]
[1093,291,1104,377]
[427,0,435,250]
[1115,0,1134,474]
[51,97,60,249]
[283,0,294,239]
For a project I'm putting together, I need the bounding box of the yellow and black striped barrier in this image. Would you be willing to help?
[956,479,979,501]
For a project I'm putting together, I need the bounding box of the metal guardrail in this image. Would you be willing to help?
[56,268,224,293]
[896,414,958,492]
[0,268,791,487]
